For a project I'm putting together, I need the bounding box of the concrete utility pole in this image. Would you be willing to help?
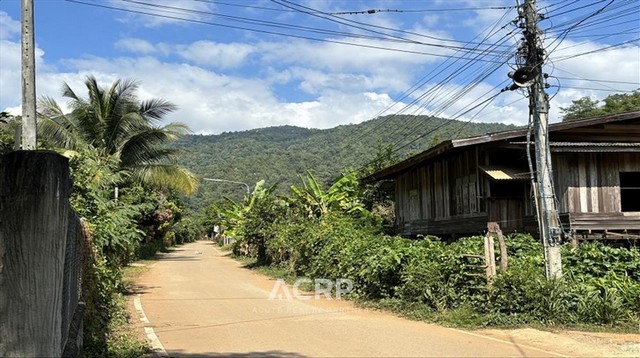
[21,0,37,149]
[521,0,563,279]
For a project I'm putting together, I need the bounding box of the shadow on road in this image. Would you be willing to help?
[165,350,307,357]
[158,255,202,262]
[123,283,159,295]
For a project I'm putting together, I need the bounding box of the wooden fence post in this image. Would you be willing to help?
[483,229,497,281]
[488,222,508,272]
[484,222,509,284]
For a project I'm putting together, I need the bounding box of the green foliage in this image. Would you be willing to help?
[0,112,18,153]
[561,90,640,121]
[360,142,399,178]
[66,145,203,355]
[173,216,203,244]
[213,158,640,329]
[38,75,197,194]
[179,116,518,210]
[563,241,640,280]
[227,191,640,329]
[290,170,368,219]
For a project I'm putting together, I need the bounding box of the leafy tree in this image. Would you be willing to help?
[561,90,640,122]
[0,112,19,153]
[179,116,517,211]
[38,75,197,194]
[360,142,399,178]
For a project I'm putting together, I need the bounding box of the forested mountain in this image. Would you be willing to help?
[176,115,518,210]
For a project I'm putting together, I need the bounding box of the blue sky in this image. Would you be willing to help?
[0,0,638,134]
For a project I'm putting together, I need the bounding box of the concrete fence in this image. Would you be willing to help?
[0,151,84,357]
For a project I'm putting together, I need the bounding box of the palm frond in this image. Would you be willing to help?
[61,82,80,101]
[119,126,183,166]
[139,98,177,121]
[120,147,180,168]
[130,164,198,195]
[161,122,191,136]
[37,96,86,150]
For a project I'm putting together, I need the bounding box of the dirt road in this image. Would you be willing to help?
[134,241,638,357]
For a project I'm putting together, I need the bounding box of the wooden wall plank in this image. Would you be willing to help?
[578,154,588,212]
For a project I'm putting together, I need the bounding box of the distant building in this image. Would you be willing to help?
[363,110,640,241]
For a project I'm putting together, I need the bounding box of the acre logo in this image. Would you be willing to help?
[268,278,353,300]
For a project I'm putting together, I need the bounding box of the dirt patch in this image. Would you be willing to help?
[478,328,640,357]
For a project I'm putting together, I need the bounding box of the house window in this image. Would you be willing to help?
[620,172,640,212]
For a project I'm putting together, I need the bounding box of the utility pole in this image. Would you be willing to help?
[521,0,563,279]
[21,0,37,149]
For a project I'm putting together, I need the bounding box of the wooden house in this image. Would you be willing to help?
[363,111,640,240]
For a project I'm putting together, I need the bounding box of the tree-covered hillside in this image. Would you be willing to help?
[176,115,518,210]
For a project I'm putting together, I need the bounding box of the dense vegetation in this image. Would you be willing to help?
[177,116,517,210]
[560,90,640,121]
[35,77,202,356]
[3,83,639,356]
[211,171,640,329]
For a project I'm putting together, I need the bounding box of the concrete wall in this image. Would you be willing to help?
[0,151,83,357]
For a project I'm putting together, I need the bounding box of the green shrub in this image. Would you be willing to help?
[564,241,640,280]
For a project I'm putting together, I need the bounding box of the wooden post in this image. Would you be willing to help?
[483,228,497,281]
[488,222,508,272]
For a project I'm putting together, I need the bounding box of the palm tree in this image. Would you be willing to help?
[38,75,197,194]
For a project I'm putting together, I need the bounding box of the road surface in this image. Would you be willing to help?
[135,241,570,357]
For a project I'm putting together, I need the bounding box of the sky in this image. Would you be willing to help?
[0,0,638,135]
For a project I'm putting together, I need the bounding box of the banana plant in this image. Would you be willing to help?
[211,180,277,237]
[290,170,367,219]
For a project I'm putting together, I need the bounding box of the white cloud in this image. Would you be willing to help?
[56,54,394,133]
[116,38,254,69]
[282,67,411,95]
[0,39,21,109]
[115,38,156,54]
[0,11,20,40]
[175,41,255,68]
[109,0,215,28]
[0,8,638,136]
[258,37,442,73]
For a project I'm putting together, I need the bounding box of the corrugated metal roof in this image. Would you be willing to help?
[509,141,640,147]
[509,141,640,153]
[479,166,530,181]
[362,110,640,183]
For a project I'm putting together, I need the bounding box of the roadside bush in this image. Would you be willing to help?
[563,241,640,280]
[173,217,203,244]
[397,240,453,311]
[216,171,640,329]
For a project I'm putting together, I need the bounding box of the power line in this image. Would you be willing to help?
[554,76,640,85]
[330,5,515,15]
[374,10,517,151]
[66,0,509,62]
[551,85,636,92]
[194,0,300,13]
[270,0,514,49]
[544,0,617,58]
[553,37,640,62]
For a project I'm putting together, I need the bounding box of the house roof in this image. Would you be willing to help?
[479,165,531,181]
[362,110,640,183]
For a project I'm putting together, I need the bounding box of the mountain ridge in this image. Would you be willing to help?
[177,115,519,210]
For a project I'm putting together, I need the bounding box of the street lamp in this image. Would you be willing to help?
[203,178,251,195]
